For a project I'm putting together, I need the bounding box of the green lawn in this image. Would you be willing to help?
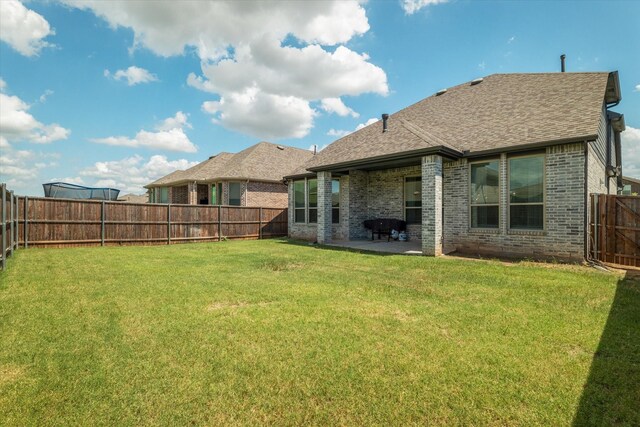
[0,240,638,426]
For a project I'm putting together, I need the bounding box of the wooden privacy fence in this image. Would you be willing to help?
[1,184,19,269]
[9,194,287,250]
[590,194,640,268]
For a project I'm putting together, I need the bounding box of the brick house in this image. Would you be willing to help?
[146,142,313,207]
[287,72,626,261]
[621,176,640,195]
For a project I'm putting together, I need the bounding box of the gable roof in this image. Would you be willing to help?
[146,142,314,187]
[306,72,617,172]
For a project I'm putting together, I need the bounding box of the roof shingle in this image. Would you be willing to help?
[306,72,612,170]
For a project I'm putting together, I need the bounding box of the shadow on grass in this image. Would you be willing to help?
[275,238,400,257]
[572,273,640,426]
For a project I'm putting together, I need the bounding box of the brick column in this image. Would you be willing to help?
[187,182,198,205]
[422,155,443,256]
[348,170,368,239]
[317,171,332,244]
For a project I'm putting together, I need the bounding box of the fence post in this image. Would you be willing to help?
[13,192,18,251]
[1,184,6,270]
[24,196,28,248]
[167,203,171,245]
[259,207,263,239]
[101,201,105,247]
[9,191,14,256]
[218,205,222,241]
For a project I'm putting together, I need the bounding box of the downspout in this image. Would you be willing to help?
[584,141,589,261]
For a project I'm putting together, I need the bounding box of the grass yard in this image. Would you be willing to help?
[0,239,638,426]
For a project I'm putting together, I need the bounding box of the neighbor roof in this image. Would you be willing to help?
[146,142,314,187]
[306,72,617,172]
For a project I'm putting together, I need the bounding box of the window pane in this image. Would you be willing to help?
[332,179,340,208]
[211,184,217,205]
[160,187,168,203]
[308,179,317,208]
[332,208,339,224]
[405,176,422,208]
[308,208,317,224]
[510,156,544,203]
[294,180,305,208]
[471,161,499,204]
[510,205,543,230]
[471,206,499,228]
[228,182,241,206]
[294,209,305,223]
[406,208,421,224]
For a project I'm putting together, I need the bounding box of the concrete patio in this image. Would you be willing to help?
[324,239,423,255]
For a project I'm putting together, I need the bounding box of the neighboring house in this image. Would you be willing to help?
[621,176,640,195]
[286,72,626,261]
[146,142,314,208]
[117,193,149,203]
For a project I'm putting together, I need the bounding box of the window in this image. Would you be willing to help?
[307,178,318,223]
[211,182,224,205]
[294,180,305,223]
[404,176,422,224]
[470,160,499,228]
[332,179,340,224]
[158,187,168,203]
[228,182,242,206]
[509,154,544,230]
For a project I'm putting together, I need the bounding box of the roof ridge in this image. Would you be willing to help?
[398,118,463,153]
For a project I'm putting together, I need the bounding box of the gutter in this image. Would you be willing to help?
[307,146,463,172]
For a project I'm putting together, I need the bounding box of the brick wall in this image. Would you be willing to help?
[443,142,587,261]
[246,181,288,207]
[171,185,188,204]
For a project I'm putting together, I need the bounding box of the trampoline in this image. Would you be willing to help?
[42,182,120,201]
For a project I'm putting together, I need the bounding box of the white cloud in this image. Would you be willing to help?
[0,0,54,56]
[0,82,70,145]
[38,89,54,103]
[508,36,516,44]
[320,98,359,118]
[62,1,387,140]
[326,117,378,138]
[622,126,640,178]
[0,148,58,183]
[635,84,640,92]
[202,89,316,139]
[78,154,199,194]
[105,66,159,86]
[402,0,449,15]
[90,112,197,152]
[156,111,191,131]
[0,78,6,91]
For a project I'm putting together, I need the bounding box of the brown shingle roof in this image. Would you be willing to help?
[306,72,612,171]
[146,142,313,187]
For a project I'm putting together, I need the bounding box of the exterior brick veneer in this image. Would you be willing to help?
[288,141,614,261]
[422,155,443,256]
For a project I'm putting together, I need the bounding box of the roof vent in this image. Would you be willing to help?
[382,113,389,132]
[436,88,447,96]
[208,155,216,159]
[276,145,285,150]
[470,78,484,86]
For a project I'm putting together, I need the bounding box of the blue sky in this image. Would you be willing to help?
[1,0,639,196]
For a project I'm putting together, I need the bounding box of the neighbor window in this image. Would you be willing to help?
[294,180,306,223]
[404,176,422,224]
[307,178,318,224]
[211,182,223,205]
[509,154,544,230]
[470,160,499,228]
[158,187,168,203]
[332,179,340,224]
[228,182,242,206]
